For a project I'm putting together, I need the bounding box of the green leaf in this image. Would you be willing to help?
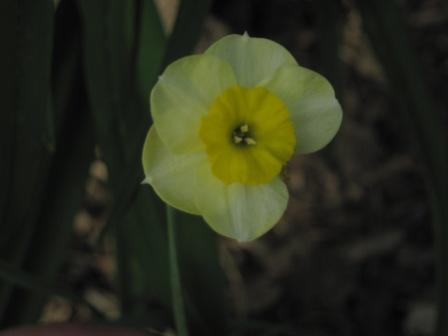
[177,213,229,334]
[0,0,94,325]
[0,1,17,228]
[116,189,170,328]
[137,0,166,94]
[76,0,168,326]
[0,0,55,323]
[162,0,212,67]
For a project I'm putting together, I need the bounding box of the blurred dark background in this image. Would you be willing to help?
[1,0,448,336]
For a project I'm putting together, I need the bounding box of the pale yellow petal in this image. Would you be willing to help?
[205,34,297,87]
[194,167,289,241]
[151,54,237,153]
[264,64,342,154]
[142,126,208,215]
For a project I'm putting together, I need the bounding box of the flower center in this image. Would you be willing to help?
[232,124,256,146]
[199,85,296,185]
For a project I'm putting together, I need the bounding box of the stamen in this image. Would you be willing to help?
[245,137,257,145]
[232,123,256,146]
[233,135,243,144]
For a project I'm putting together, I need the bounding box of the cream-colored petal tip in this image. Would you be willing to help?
[205,34,297,87]
[197,179,289,242]
[141,177,152,185]
[264,64,343,154]
[141,126,203,215]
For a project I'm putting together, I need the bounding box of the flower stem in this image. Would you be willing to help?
[166,205,189,336]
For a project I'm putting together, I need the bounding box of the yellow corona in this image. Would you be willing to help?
[200,85,296,184]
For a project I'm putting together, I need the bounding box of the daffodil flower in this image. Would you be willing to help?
[142,34,342,242]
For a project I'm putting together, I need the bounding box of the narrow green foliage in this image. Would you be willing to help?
[76,0,151,323]
[177,214,229,334]
[0,0,18,227]
[77,0,132,181]
[0,0,94,324]
[167,207,189,336]
[0,0,55,323]
[77,0,156,231]
[115,189,170,328]
[162,0,212,67]
[137,0,166,94]
[355,1,448,335]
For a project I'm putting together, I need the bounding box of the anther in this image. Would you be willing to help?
[245,137,256,145]
[233,135,243,144]
[240,124,249,133]
[232,123,256,145]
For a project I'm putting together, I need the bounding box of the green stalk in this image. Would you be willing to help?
[166,205,189,336]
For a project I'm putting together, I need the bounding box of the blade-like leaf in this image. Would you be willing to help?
[162,0,212,67]
[116,189,170,329]
[0,0,94,325]
[177,213,229,334]
[0,0,55,322]
[0,0,17,231]
[76,0,167,325]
